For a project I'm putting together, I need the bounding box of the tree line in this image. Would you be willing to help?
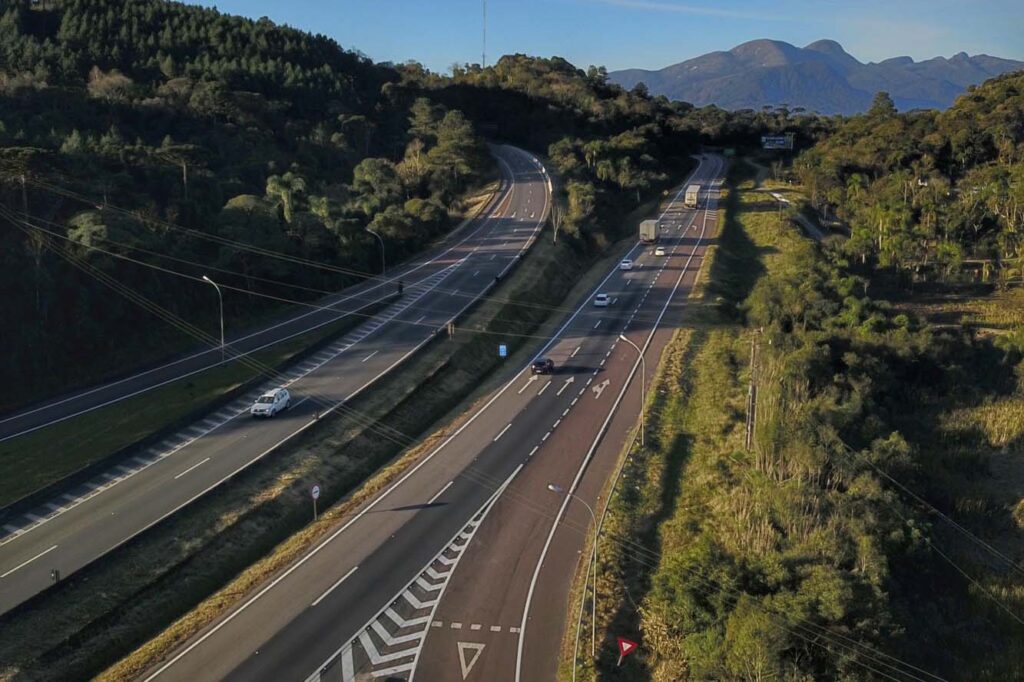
[0,0,488,406]
[796,77,1024,285]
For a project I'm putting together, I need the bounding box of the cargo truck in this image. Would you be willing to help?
[639,219,659,243]
[684,184,701,208]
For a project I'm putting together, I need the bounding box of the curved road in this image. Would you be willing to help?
[139,154,724,682]
[0,145,551,614]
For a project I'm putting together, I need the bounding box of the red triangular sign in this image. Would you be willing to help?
[617,637,638,658]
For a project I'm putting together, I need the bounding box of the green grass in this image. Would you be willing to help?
[565,161,815,681]
[0,173,695,681]
[0,316,358,508]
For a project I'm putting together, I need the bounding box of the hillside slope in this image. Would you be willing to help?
[0,0,489,406]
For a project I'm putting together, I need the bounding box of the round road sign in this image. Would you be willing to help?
[311,484,321,501]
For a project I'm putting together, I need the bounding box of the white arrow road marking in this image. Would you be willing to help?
[557,377,575,396]
[537,380,551,395]
[517,376,538,394]
[592,379,611,399]
[458,642,486,679]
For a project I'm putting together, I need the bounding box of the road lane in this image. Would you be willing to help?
[0,146,552,614]
[0,150,525,444]
[141,155,721,682]
[413,157,723,682]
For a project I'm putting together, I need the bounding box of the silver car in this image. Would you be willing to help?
[251,388,292,418]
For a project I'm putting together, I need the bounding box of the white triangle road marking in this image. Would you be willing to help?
[458,641,485,679]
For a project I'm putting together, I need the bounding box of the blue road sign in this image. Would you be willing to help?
[498,343,508,358]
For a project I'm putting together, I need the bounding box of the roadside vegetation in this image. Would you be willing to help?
[583,159,1024,681]
[0,0,491,408]
[796,77,1024,285]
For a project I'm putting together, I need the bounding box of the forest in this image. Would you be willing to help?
[2,2,1022,678]
[0,0,812,409]
[0,0,489,406]
[796,76,1024,285]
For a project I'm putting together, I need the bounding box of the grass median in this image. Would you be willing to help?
[0,164,699,680]
[0,313,366,509]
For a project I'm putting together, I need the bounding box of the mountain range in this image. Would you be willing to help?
[609,39,1024,115]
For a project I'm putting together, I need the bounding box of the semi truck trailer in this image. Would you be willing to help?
[639,219,659,243]
[684,184,701,208]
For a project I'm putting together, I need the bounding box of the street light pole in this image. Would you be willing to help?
[548,483,598,659]
[366,227,386,276]
[618,334,646,446]
[202,275,224,364]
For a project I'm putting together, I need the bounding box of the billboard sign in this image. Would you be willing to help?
[761,134,795,150]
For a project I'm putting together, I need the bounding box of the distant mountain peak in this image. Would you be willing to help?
[608,39,1024,115]
[804,39,849,56]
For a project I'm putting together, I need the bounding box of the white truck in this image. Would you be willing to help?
[684,184,701,208]
[639,219,659,243]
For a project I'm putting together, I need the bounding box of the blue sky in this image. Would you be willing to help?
[195,0,1024,73]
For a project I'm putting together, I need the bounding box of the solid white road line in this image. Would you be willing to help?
[493,423,513,442]
[428,481,454,505]
[516,155,718,682]
[173,458,211,481]
[143,155,552,680]
[1,544,58,578]
[0,153,526,447]
[311,566,359,607]
[361,350,379,363]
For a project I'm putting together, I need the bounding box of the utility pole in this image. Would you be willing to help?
[482,0,487,67]
[202,275,225,364]
[366,227,386,276]
[745,332,758,451]
[618,334,646,447]
[547,484,598,659]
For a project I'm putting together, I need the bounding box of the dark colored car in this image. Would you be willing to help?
[531,358,555,374]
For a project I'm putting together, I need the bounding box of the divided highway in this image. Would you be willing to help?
[0,145,529,444]
[140,154,724,682]
[0,145,551,614]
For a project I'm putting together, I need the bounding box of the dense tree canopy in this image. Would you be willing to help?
[0,0,489,405]
[796,73,1024,284]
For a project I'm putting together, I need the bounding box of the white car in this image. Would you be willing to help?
[593,293,610,307]
[655,246,667,256]
[251,387,291,418]
[619,259,634,271]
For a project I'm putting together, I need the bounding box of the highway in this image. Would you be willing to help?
[139,154,723,682]
[0,145,526,445]
[0,145,551,614]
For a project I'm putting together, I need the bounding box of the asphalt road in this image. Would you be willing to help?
[0,145,525,444]
[139,154,723,682]
[0,145,551,615]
